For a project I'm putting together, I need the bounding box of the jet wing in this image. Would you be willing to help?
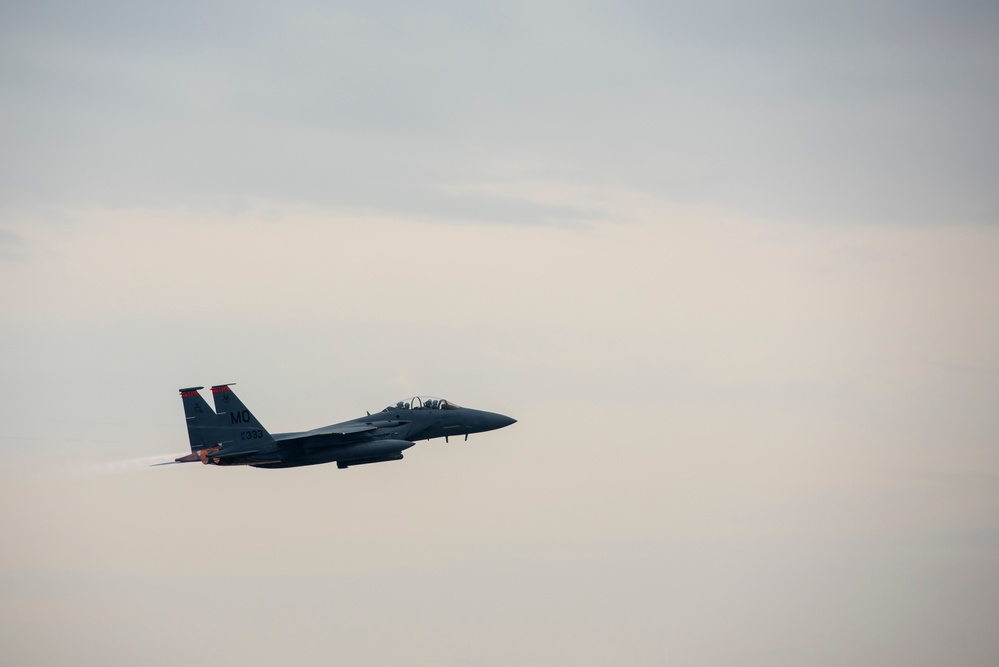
[312,424,380,437]
[274,422,407,450]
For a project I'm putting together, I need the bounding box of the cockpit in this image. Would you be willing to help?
[382,396,461,411]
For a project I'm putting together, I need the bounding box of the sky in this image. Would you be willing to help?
[1,1,998,665]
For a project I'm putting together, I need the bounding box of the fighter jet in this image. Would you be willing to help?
[169,384,516,469]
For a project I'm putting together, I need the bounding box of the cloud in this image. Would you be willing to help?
[2,6,999,664]
[2,0,997,224]
[0,228,26,260]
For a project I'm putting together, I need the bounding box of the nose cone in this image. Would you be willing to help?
[480,411,517,432]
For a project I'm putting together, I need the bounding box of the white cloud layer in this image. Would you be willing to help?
[2,0,997,224]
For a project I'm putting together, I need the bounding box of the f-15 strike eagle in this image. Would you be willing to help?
[169,384,516,469]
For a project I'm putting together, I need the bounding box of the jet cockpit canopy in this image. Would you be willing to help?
[383,396,461,412]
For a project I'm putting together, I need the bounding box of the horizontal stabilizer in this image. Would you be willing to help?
[152,451,202,466]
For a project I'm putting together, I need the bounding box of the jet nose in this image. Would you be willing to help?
[482,411,517,431]
[497,414,517,429]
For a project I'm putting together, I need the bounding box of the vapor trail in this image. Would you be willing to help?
[81,454,183,475]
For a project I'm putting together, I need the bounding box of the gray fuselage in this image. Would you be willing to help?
[248,405,514,469]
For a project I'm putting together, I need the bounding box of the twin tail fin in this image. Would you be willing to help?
[179,386,222,452]
[210,384,275,446]
[177,384,274,462]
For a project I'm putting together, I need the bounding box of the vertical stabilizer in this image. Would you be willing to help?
[210,384,275,445]
[179,387,222,452]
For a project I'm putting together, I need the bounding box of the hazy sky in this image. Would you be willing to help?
[2,2,998,666]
